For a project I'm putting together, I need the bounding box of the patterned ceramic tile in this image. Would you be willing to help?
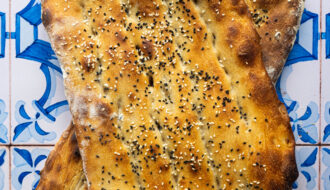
[0,147,10,190]
[10,0,71,144]
[321,146,330,190]
[321,0,330,143]
[11,146,52,190]
[0,0,10,145]
[0,0,326,189]
[276,0,321,144]
[293,146,320,190]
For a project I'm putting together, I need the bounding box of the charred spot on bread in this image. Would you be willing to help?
[42,8,52,28]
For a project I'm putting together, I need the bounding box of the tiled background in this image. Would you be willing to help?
[0,0,329,189]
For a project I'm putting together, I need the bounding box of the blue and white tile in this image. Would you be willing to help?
[322,101,330,143]
[321,146,330,190]
[0,0,10,145]
[321,0,330,143]
[10,0,71,144]
[0,0,9,59]
[293,146,320,190]
[11,146,52,190]
[0,147,10,190]
[277,0,321,144]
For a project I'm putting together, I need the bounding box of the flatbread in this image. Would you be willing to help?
[37,123,87,190]
[38,0,298,189]
[246,0,304,82]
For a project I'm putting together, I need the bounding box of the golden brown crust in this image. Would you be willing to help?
[245,0,305,82]
[36,123,87,190]
[41,0,298,189]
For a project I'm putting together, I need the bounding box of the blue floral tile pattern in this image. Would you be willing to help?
[0,100,8,144]
[323,102,330,143]
[321,147,330,190]
[0,0,10,146]
[0,0,327,189]
[277,65,319,144]
[293,146,319,190]
[11,0,71,144]
[11,147,50,190]
[12,65,69,143]
[275,3,321,145]
[0,147,9,190]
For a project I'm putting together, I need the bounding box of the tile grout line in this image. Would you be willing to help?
[296,143,330,146]
[8,0,12,189]
[10,144,56,146]
[319,0,323,189]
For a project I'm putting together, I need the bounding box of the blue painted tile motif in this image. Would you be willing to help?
[293,147,318,189]
[12,148,49,190]
[0,11,6,58]
[15,0,61,73]
[326,13,330,59]
[13,65,68,143]
[276,66,319,144]
[323,102,330,143]
[12,0,69,143]
[0,149,6,190]
[0,99,8,144]
[321,148,330,190]
[287,9,319,65]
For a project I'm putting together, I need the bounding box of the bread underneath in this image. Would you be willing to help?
[245,0,304,82]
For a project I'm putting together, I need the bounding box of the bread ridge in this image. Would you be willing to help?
[39,0,298,189]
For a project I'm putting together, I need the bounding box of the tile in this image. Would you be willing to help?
[321,147,330,190]
[11,146,53,190]
[278,62,320,144]
[322,0,330,58]
[293,146,320,190]
[0,0,9,58]
[321,0,330,143]
[2,0,325,190]
[277,0,321,144]
[0,0,10,145]
[10,0,71,144]
[322,101,330,143]
[0,147,10,190]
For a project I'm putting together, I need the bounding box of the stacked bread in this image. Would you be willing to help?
[37,0,304,189]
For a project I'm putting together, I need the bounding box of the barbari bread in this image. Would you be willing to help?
[39,0,298,189]
[245,0,304,82]
[37,123,87,190]
[38,1,304,189]
[38,1,304,188]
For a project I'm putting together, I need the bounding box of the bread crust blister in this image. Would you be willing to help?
[38,0,299,189]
